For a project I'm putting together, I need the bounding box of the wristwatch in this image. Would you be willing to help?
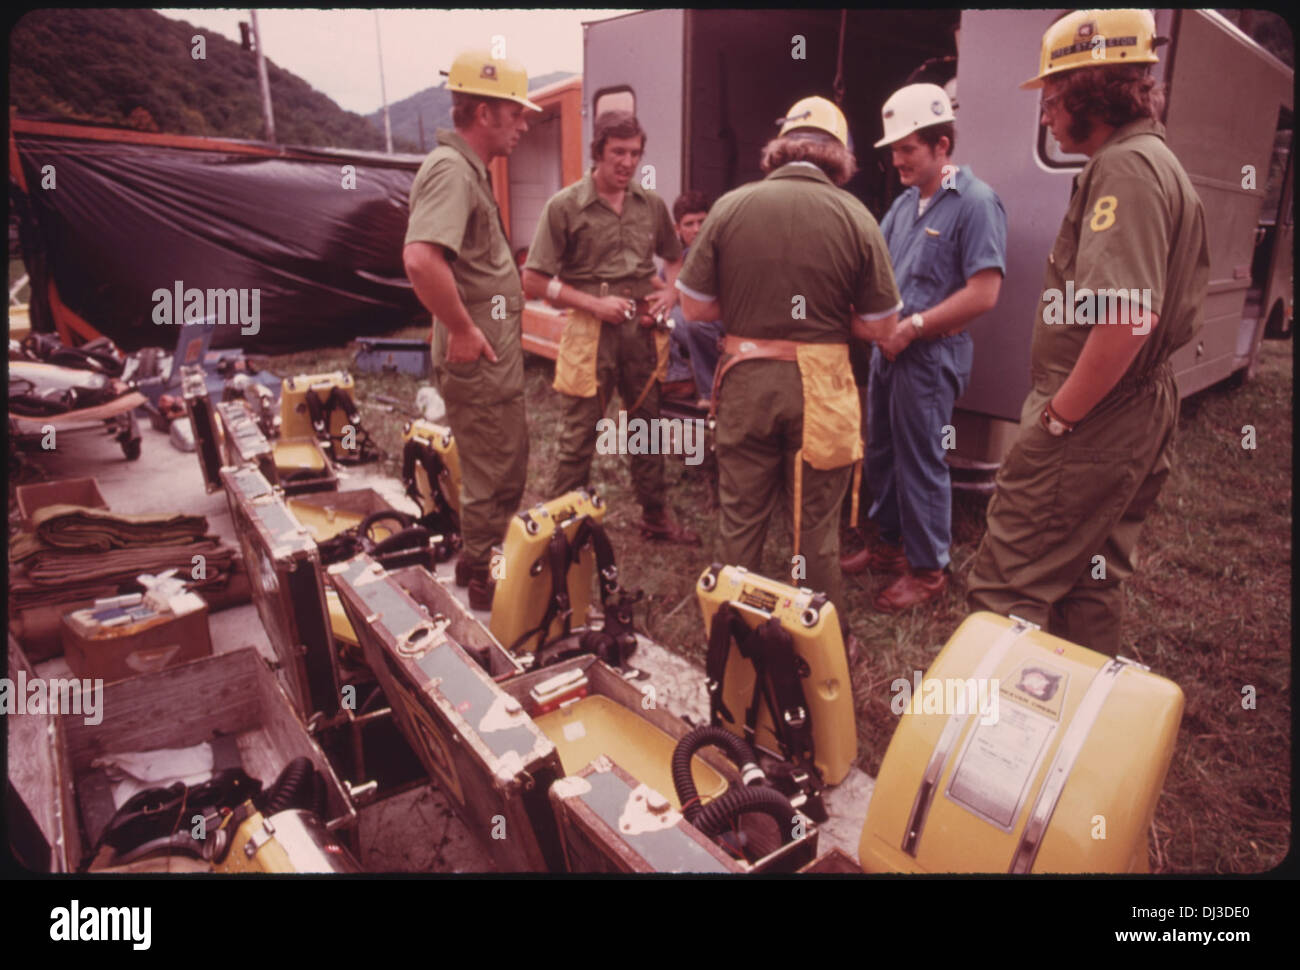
[909,312,925,337]
[1040,400,1075,436]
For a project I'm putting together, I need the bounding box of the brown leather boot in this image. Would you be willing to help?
[873,568,947,613]
[841,542,907,576]
[454,556,474,588]
[639,505,701,545]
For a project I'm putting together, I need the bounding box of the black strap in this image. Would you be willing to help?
[402,438,462,537]
[705,606,819,781]
[507,527,573,654]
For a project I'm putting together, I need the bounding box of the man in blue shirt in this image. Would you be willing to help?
[844,83,1007,612]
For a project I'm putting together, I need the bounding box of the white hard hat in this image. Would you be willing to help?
[874,83,956,148]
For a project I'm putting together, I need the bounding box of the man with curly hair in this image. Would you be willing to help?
[966,9,1210,655]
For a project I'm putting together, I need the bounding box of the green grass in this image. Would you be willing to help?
[265,334,1291,874]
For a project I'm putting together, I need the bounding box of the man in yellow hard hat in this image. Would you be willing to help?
[403,51,540,610]
[966,10,1210,655]
[677,95,902,626]
[843,82,1006,612]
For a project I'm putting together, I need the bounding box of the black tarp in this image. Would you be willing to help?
[11,120,428,353]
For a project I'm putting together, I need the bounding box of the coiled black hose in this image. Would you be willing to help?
[692,784,798,845]
[671,725,763,823]
[256,757,319,816]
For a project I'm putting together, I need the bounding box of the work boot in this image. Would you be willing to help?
[467,565,496,612]
[639,505,700,545]
[873,569,947,613]
[841,541,907,576]
[454,557,474,588]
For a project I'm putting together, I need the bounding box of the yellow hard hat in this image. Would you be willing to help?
[443,50,542,111]
[777,96,850,148]
[1021,9,1162,90]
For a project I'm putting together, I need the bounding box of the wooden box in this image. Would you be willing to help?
[502,654,819,874]
[216,398,278,485]
[181,364,224,494]
[6,636,356,873]
[220,465,339,719]
[61,598,213,683]
[15,477,108,528]
[330,554,562,872]
[548,757,746,873]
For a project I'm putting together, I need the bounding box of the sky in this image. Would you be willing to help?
[159,8,638,116]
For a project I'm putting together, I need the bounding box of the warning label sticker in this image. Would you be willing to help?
[739,585,779,614]
[945,702,1056,831]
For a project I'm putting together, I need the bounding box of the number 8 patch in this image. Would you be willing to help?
[1090,195,1118,232]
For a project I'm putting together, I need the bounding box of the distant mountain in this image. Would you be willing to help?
[10,9,388,150]
[367,70,577,154]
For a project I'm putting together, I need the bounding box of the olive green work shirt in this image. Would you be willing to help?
[1032,118,1210,393]
[405,129,524,402]
[525,171,681,299]
[676,162,901,343]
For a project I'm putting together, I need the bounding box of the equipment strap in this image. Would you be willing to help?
[706,604,820,782]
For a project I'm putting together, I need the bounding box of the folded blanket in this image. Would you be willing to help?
[20,537,234,589]
[31,504,210,554]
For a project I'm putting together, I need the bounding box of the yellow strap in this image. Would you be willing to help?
[792,449,803,561]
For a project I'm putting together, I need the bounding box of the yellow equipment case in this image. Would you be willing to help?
[330,553,564,872]
[489,489,618,656]
[858,612,1184,874]
[695,564,857,787]
[280,371,377,465]
[401,419,461,518]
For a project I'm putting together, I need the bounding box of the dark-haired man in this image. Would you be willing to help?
[847,82,1006,612]
[523,110,698,543]
[403,50,539,610]
[967,9,1210,655]
[667,191,724,406]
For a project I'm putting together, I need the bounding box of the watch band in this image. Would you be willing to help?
[910,312,925,337]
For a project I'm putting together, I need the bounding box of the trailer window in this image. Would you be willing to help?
[593,86,635,118]
[1038,122,1088,169]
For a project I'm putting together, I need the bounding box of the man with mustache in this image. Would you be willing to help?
[524,110,698,543]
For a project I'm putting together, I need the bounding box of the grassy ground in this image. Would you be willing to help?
[268,333,1291,874]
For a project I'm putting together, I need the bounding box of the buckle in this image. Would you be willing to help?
[706,677,720,695]
[783,706,807,729]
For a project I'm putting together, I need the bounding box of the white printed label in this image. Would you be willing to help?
[945,702,1055,830]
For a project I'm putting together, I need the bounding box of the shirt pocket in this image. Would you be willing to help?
[911,234,959,308]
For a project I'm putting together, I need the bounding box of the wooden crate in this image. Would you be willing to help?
[330,554,562,872]
[503,655,819,874]
[6,636,356,873]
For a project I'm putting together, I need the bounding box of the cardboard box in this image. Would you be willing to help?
[61,599,213,684]
[15,477,108,528]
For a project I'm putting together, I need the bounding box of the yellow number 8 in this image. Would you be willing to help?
[1090,195,1117,232]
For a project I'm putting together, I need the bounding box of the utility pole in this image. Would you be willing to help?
[375,11,393,154]
[249,10,276,144]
